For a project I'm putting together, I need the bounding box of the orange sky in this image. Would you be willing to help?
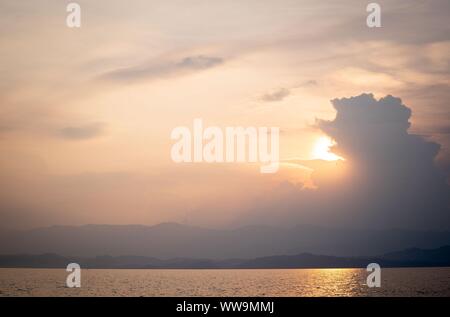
[0,0,449,229]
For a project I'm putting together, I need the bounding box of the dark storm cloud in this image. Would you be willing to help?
[58,122,105,140]
[243,93,450,230]
[100,55,223,82]
[316,94,449,228]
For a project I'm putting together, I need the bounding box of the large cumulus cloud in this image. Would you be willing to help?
[243,93,450,230]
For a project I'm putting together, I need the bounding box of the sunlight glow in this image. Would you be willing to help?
[312,137,343,161]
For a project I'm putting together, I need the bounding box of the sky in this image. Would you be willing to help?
[0,0,449,229]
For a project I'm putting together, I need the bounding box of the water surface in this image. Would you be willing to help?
[1,267,450,296]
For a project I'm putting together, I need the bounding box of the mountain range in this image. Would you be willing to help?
[1,223,450,259]
[1,246,450,269]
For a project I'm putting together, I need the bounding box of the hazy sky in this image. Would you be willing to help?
[0,0,449,229]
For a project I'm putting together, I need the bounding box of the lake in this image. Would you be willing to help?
[1,267,450,296]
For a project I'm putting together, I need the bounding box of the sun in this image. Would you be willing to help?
[312,137,343,161]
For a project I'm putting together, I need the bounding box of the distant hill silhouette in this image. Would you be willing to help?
[1,223,450,259]
[237,246,450,269]
[1,246,449,269]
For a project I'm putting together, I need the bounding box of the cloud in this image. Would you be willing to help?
[0,125,13,133]
[260,88,290,102]
[298,80,318,87]
[177,56,223,69]
[100,55,223,83]
[242,93,450,230]
[436,125,450,135]
[259,81,317,103]
[314,0,450,45]
[58,122,105,140]
[412,124,450,136]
